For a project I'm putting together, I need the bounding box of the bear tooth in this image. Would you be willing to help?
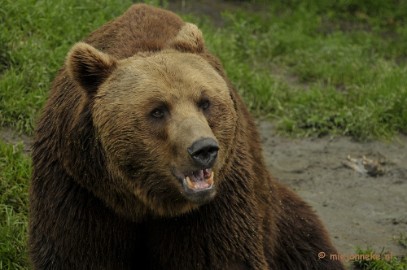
[185,176,195,189]
[207,172,214,185]
[203,169,212,179]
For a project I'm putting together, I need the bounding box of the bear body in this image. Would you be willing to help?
[29,4,344,270]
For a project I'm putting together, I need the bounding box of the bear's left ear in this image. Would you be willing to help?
[168,23,205,53]
[66,42,118,96]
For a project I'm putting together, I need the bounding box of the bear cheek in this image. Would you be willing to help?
[92,111,143,177]
[206,100,237,169]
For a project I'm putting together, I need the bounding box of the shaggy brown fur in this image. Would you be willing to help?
[29,4,344,270]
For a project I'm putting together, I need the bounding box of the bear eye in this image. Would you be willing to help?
[198,99,210,111]
[150,107,166,119]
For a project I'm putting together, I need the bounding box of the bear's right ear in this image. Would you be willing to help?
[66,42,117,96]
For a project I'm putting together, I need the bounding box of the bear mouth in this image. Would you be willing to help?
[182,168,214,193]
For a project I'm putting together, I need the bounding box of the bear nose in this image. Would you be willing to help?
[187,138,219,168]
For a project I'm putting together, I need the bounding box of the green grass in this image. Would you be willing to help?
[1,0,407,268]
[198,1,407,139]
[353,248,407,270]
[352,234,407,269]
[0,142,30,269]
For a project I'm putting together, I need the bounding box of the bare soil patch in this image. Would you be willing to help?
[0,128,32,152]
[258,120,407,262]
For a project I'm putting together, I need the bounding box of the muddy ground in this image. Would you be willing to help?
[258,120,407,266]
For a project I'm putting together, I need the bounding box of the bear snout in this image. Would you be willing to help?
[187,138,219,168]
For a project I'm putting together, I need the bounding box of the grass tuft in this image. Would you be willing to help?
[353,248,407,270]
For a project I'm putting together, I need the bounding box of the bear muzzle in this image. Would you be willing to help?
[171,138,219,204]
[184,138,218,194]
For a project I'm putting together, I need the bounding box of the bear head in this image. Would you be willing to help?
[65,24,237,218]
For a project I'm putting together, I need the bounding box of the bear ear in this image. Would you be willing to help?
[168,23,205,53]
[66,42,117,96]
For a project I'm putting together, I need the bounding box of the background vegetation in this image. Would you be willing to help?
[1,0,406,268]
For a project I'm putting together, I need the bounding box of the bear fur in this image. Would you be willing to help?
[29,4,344,270]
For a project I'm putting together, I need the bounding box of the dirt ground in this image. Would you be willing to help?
[257,120,407,265]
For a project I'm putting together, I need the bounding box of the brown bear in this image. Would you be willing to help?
[29,4,344,270]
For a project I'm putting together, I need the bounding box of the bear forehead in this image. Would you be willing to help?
[102,51,229,99]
